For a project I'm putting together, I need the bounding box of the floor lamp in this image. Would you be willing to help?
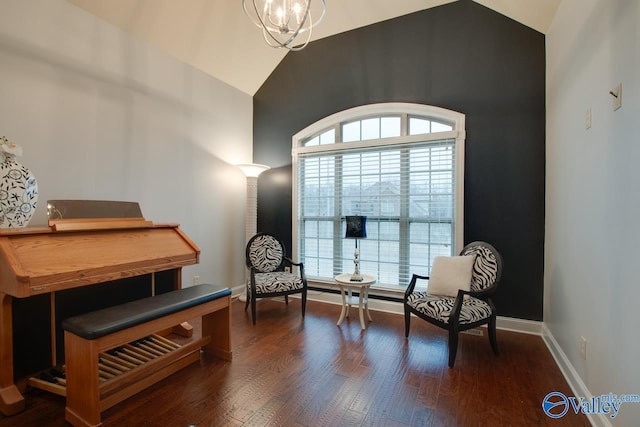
[236,163,270,302]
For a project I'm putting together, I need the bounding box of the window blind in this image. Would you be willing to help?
[297,138,456,287]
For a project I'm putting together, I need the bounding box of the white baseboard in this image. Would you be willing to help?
[305,287,547,335]
[231,284,244,298]
[232,285,545,335]
[494,316,543,335]
[305,287,404,315]
[541,324,607,427]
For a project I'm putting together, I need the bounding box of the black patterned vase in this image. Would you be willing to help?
[0,138,38,228]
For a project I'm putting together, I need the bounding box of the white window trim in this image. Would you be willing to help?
[292,102,466,289]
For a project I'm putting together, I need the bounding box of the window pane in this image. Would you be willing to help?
[430,223,451,245]
[431,146,453,170]
[409,118,430,135]
[379,240,399,263]
[304,220,318,238]
[380,150,400,173]
[305,135,319,146]
[319,238,333,258]
[343,121,361,142]
[409,222,454,276]
[320,129,335,145]
[409,147,432,172]
[305,257,318,276]
[318,258,333,277]
[318,220,333,237]
[410,242,430,269]
[410,222,430,243]
[361,118,380,140]
[376,263,399,284]
[301,217,335,278]
[304,238,318,257]
[432,121,453,132]
[381,117,401,138]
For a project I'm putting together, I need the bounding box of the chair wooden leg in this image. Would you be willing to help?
[251,293,257,325]
[489,315,499,355]
[284,295,289,305]
[403,305,411,337]
[301,291,307,317]
[448,327,459,368]
[244,289,249,312]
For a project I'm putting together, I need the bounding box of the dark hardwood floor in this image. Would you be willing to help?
[1,298,589,427]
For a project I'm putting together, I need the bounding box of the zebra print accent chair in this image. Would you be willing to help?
[245,233,307,325]
[404,241,503,368]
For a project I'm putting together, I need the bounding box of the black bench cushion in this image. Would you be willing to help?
[62,284,231,340]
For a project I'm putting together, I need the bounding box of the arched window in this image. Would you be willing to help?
[292,103,465,289]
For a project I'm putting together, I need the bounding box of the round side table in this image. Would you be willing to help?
[334,273,376,330]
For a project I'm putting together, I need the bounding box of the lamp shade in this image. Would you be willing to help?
[345,216,367,239]
[236,163,270,178]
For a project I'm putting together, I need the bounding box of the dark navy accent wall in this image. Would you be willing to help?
[253,0,545,320]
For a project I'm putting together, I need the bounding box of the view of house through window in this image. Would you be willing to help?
[292,104,465,289]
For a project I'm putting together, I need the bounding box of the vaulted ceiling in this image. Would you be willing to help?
[68,0,560,96]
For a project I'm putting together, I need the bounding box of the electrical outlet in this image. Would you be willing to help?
[585,108,592,129]
[579,336,587,360]
[193,275,200,285]
[284,266,291,273]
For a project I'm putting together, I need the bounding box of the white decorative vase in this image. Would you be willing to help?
[0,136,38,228]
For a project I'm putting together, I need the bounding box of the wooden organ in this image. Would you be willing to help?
[0,205,200,416]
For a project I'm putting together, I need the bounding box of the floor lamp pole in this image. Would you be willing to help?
[245,176,258,244]
[236,163,270,302]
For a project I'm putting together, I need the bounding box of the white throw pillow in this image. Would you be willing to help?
[427,255,476,297]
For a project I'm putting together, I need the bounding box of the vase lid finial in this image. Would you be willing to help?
[0,136,23,157]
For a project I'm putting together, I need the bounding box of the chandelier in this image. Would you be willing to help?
[243,0,326,51]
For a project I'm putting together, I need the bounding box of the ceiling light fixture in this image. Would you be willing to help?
[243,0,326,51]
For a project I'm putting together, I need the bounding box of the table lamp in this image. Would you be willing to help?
[345,215,367,282]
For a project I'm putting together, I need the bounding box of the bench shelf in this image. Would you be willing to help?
[27,333,194,398]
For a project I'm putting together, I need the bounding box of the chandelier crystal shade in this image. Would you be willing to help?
[243,0,326,51]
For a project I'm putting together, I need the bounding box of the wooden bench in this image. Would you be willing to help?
[61,284,232,427]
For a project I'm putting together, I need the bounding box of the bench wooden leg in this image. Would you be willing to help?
[201,296,232,361]
[64,331,102,427]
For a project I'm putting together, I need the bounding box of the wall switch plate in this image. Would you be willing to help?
[586,108,592,129]
[612,83,622,111]
[580,336,587,360]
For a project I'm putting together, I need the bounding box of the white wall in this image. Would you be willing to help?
[0,0,253,289]
[546,0,639,425]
